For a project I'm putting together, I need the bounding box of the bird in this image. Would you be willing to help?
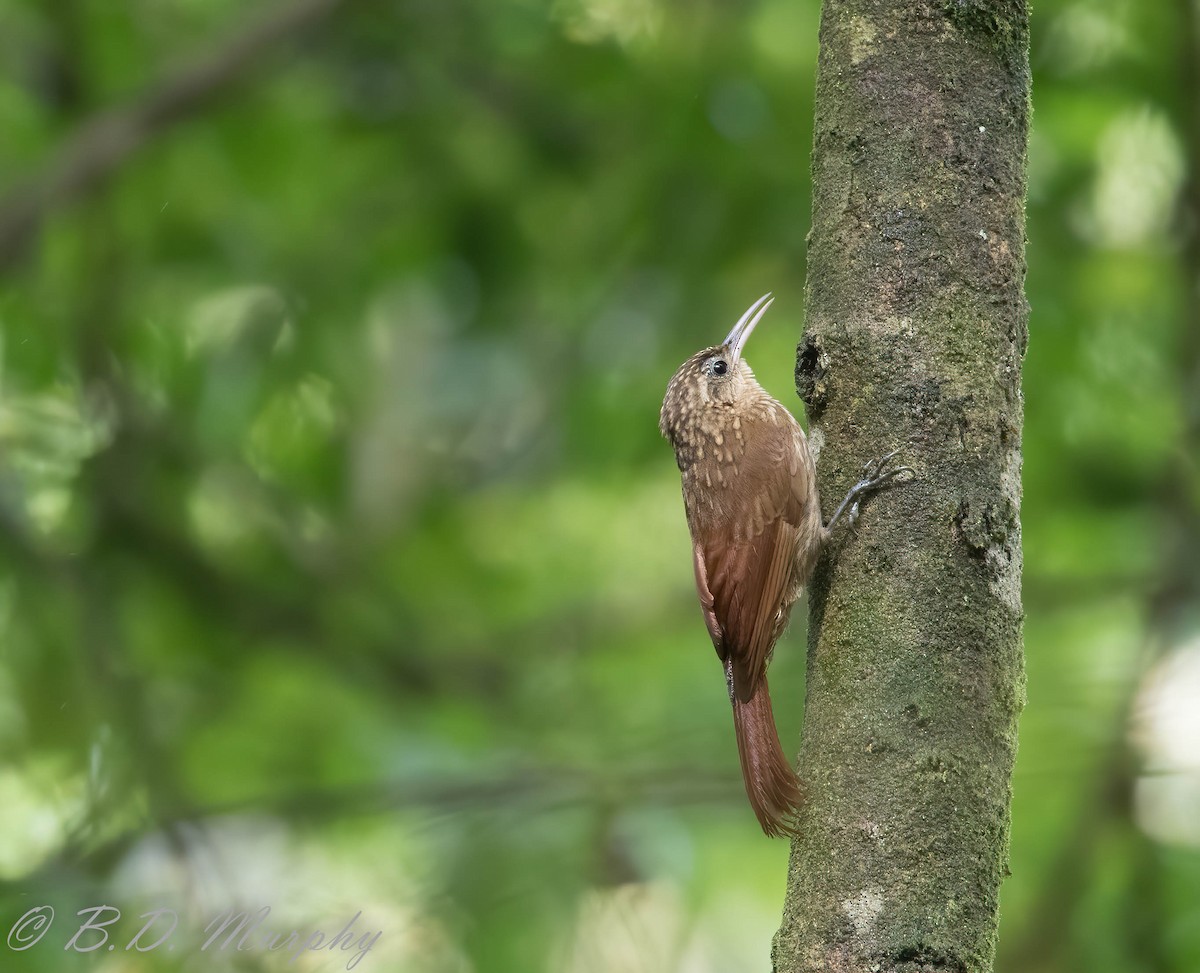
[659,293,910,836]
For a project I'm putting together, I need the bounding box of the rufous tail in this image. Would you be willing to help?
[729,668,804,838]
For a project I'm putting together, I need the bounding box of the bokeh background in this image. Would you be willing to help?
[0,0,1197,970]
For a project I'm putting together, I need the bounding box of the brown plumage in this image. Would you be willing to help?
[659,294,909,837]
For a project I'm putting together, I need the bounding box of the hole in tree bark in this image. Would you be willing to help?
[796,333,829,418]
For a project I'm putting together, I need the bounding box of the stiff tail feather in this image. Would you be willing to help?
[728,666,804,837]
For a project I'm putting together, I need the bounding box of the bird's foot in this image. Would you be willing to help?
[827,448,914,532]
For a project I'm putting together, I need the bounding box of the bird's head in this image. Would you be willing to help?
[659,293,774,442]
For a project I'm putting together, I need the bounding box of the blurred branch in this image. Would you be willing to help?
[9,766,742,891]
[169,765,742,822]
[0,0,348,272]
[89,465,449,696]
[1000,7,1200,968]
[1170,0,1200,617]
[0,463,451,701]
[998,709,1141,972]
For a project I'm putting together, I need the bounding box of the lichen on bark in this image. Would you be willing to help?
[772,1,1029,972]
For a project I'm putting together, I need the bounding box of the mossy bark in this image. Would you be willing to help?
[773,2,1029,972]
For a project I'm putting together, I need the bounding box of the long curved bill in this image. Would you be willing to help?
[724,292,774,363]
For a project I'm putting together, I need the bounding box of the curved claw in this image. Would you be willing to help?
[861,448,901,480]
[863,464,914,490]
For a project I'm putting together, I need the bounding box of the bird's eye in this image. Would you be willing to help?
[712,359,728,375]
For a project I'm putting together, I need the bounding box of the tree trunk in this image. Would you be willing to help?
[773,2,1029,972]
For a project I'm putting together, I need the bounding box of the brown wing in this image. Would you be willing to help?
[689,414,814,703]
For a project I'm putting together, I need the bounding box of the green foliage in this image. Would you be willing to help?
[0,0,1196,971]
